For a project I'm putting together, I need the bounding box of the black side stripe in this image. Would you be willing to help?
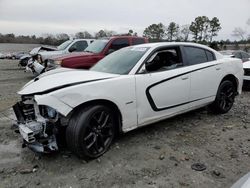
[146,64,220,111]
[31,78,112,96]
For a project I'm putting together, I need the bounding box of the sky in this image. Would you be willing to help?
[0,0,249,40]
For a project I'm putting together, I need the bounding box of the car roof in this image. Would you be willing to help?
[133,42,213,50]
[74,39,95,42]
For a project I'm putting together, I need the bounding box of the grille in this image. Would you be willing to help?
[244,69,250,76]
[22,103,35,120]
[21,96,36,121]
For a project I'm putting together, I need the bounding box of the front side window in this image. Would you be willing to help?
[184,47,209,65]
[145,47,183,72]
[57,40,72,50]
[70,41,88,52]
[109,38,130,51]
[91,47,149,75]
[84,40,109,54]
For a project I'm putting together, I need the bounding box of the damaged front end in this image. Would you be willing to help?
[13,96,60,153]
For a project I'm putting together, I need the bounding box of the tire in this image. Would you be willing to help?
[66,105,116,159]
[210,80,236,114]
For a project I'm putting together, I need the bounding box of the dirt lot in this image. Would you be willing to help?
[0,59,250,188]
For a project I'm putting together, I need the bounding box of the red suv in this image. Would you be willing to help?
[49,36,148,69]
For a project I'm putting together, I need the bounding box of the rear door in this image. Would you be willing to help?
[183,46,222,108]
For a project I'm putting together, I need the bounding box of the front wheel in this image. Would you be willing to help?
[210,80,236,114]
[66,105,115,159]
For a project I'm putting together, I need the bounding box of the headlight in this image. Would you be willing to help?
[54,60,62,65]
[46,59,61,70]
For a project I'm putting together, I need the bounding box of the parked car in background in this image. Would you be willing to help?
[31,39,95,63]
[243,60,250,89]
[0,52,5,59]
[46,36,148,70]
[13,42,243,159]
[220,50,250,62]
[13,51,29,60]
[5,53,13,59]
[18,54,31,67]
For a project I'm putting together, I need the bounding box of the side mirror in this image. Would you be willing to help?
[106,49,115,55]
[69,46,77,52]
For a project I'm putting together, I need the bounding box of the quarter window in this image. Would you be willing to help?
[205,50,215,61]
[184,46,212,65]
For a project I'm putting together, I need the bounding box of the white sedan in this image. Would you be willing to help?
[13,42,243,159]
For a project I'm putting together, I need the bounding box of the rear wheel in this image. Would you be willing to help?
[210,80,236,114]
[66,105,115,159]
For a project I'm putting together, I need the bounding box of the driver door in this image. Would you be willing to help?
[135,46,191,126]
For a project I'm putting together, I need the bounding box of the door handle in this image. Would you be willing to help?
[181,76,189,80]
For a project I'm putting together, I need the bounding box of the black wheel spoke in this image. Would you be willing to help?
[100,114,110,128]
[84,132,95,141]
[86,135,97,149]
[98,111,105,124]
[82,107,114,157]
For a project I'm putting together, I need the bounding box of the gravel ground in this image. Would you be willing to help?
[0,59,250,188]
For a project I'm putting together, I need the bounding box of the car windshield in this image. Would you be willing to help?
[84,40,109,54]
[90,47,149,75]
[57,40,73,50]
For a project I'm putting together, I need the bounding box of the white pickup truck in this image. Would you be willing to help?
[30,39,95,63]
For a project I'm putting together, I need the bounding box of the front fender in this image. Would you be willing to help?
[35,95,73,116]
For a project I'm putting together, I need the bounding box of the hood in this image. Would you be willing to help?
[30,46,57,55]
[18,68,118,95]
[53,52,96,60]
[243,61,250,69]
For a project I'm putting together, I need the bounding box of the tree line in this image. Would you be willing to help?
[0,30,135,46]
[0,16,249,49]
[143,16,221,43]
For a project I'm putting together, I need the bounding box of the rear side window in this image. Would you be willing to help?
[110,38,129,51]
[184,47,208,65]
[132,38,145,45]
[234,52,242,59]
[242,52,250,59]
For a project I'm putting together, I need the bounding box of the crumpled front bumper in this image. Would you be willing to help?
[12,102,59,153]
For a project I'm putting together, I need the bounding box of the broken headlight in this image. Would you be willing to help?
[39,105,58,121]
[46,59,61,71]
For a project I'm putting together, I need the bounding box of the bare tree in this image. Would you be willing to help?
[179,25,190,41]
[232,27,246,40]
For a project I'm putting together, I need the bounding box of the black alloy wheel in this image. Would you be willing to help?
[66,105,115,159]
[210,80,236,114]
[83,109,114,156]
